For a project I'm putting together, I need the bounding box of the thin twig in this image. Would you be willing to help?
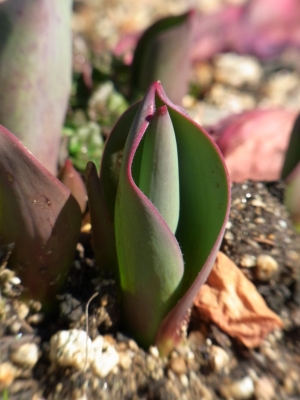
[84,292,99,372]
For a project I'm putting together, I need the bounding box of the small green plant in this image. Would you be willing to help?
[86,81,230,355]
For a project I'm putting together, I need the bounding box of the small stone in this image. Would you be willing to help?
[256,255,278,281]
[254,376,275,400]
[168,356,187,375]
[209,345,230,372]
[187,331,205,350]
[127,339,139,352]
[190,371,214,400]
[224,231,235,242]
[213,53,262,88]
[9,320,22,334]
[10,343,39,369]
[27,313,44,325]
[261,344,278,361]
[207,83,256,113]
[15,302,30,320]
[194,61,214,89]
[118,351,132,370]
[240,254,256,268]
[220,376,254,400]
[9,276,21,285]
[146,355,156,372]
[49,329,94,370]
[28,300,42,313]
[180,374,189,387]
[284,369,298,395]
[260,70,300,108]
[151,367,164,381]
[55,382,63,393]
[0,362,17,390]
[250,199,265,208]
[0,269,15,284]
[92,337,119,378]
[149,346,159,358]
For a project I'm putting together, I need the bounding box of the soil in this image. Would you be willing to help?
[1,181,300,400]
[1,1,300,399]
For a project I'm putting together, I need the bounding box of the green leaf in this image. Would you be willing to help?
[137,105,180,233]
[131,11,194,104]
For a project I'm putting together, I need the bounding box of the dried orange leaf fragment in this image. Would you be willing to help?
[194,252,283,347]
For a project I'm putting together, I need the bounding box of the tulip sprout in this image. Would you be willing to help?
[86,81,230,355]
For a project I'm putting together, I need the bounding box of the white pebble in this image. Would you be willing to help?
[209,345,230,372]
[256,255,278,281]
[180,374,189,387]
[240,254,256,268]
[10,343,39,368]
[149,346,159,358]
[220,376,254,400]
[9,276,21,285]
[49,329,94,370]
[92,336,119,378]
[118,351,132,370]
[16,302,29,320]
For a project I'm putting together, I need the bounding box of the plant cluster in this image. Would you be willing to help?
[0,2,230,355]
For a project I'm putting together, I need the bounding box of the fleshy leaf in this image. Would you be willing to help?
[85,103,140,274]
[0,0,72,174]
[154,86,230,355]
[115,88,184,346]
[0,126,82,308]
[131,11,194,104]
[89,81,230,354]
[138,105,180,233]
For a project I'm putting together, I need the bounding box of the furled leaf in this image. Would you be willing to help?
[0,0,72,174]
[87,82,230,354]
[86,103,140,275]
[131,11,194,104]
[0,126,82,309]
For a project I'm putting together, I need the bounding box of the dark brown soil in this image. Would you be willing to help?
[1,181,300,400]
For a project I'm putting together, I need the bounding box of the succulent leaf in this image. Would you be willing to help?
[131,11,194,104]
[0,126,82,309]
[137,105,180,233]
[0,0,72,174]
[87,81,230,354]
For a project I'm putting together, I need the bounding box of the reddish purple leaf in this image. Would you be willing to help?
[206,109,297,182]
[0,126,81,308]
